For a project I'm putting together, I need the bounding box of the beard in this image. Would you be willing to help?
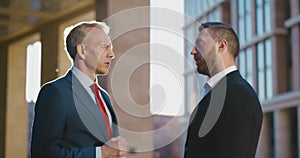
[196,60,210,76]
[196,46,217,77]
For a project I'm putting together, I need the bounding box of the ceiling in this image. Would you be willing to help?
[0,0,94,42]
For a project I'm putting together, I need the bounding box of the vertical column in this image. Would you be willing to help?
[270,0,288,94]
[230,0,238,31]
[291,26,300,90]
[290,0,300,90]
[297,107,300,158]
[104,0,153,157]
[40,22,59,84]
[289,0,300,156]
[269,2,289,155]
[220,0,230,23]
[274,110,291,158]
[256,114,271,158]
[0,42,8,158]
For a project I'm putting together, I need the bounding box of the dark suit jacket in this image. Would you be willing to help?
[184,70,262,158]
[31,71,119,158]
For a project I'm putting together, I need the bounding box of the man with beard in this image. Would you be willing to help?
[184,22,263,158]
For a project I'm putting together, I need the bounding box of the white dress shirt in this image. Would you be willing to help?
[205,65,237,90]
[71,66,112,158]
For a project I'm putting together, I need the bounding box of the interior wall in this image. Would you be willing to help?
[5,33,40,158]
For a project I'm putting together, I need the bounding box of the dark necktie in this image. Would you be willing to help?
[92,83,112,139]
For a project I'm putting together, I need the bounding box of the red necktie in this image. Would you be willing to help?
[92,83,112,139]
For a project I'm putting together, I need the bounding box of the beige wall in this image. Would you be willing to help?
[5,34,40,158]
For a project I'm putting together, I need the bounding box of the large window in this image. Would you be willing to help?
[237,0,254,86]
[26,41,41,103]
[239,48,254,86]
[238,0,273,101]
[238,0,252,45]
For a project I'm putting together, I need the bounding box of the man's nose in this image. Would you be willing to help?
[109,49,115,59]
[191,48,198,55]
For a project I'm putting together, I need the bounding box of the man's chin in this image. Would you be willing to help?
[96,70,109,76]
[197,68,210,77]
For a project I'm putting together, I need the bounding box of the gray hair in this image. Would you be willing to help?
[64,21,110,60]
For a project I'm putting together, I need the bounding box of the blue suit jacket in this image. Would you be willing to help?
[184,70,262,158]
[31,71,119,158]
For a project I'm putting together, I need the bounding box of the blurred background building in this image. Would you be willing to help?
[184,0,300,158]
[0,0,299,158]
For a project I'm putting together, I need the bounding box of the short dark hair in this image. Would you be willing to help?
[199,22,240,59]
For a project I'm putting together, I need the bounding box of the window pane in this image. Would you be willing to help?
[257,43,264,70]
[238,19,245,45]
[214,7,221,21]
[239,51,246,78]
[266,69,272,98]
[246,48,253,86]
[245,0,252,41]
[195,0,201,16]
[265,39,272,67]
[200,0,206,14]
[264,0,271,32]
[265,39,272,98]
[26,41,42,103]
[238,0,245,17]
[238,0,245,44]
[258,71,265,100]
[256,0,263,35]
[257,42,265,100]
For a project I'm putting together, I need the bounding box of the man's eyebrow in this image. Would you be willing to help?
[196,38,204,44]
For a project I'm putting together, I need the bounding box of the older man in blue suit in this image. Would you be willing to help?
[31,21,127,158]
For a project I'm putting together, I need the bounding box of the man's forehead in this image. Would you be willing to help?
[196,29,214,42]
[84,27,110,43]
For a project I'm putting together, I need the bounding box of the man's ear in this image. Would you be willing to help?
[218,40,227,52]
[76,44,86,59]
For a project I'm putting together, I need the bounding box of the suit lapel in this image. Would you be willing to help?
[188,73,228,141]
[66,71,110,142]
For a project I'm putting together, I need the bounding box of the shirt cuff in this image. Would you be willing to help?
[96,147,102,158]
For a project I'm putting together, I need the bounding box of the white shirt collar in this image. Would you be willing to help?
[71,66,109,96]
[206,65,237,88]
[71,66,94,88]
